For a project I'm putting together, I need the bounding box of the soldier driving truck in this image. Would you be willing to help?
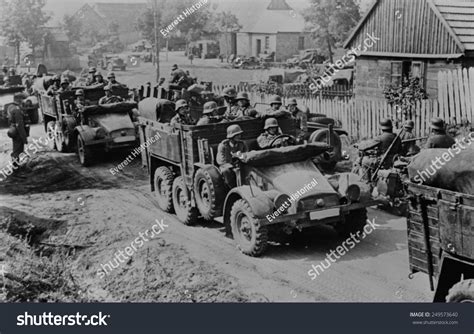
[137,99,379,256]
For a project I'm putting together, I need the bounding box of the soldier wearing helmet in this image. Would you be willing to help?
[399,120,418,156]
[258,95,290,118]
[216,124,248,188]
[86,67,97,85]
[94,72,108,87]
[170,99,195,126]
[373,118,402,167]
[107,72,125,87]
[257,117,293,149]
[58,78,71,93]
[426,117,455,148]
[7,93,29,167]
[231,92,257,119]
[287,98,308,141]
[169,64,190,89]
[222,87,238,119]
[196,101,222,126]
[46,75,61,95]
[98,85,123,105]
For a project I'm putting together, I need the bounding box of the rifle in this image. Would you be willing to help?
[371,129,404,182]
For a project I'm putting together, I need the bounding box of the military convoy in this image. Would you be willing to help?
[38,85,138,166]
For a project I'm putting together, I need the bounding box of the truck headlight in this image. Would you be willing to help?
[346,184,361,202]
[274,193,290,213]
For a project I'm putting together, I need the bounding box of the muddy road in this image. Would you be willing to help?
[0,123,433,302]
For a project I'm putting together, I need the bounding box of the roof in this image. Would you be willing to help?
[434,0,474,51]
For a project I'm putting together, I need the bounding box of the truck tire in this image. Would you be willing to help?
[154,166,175,213]
[446,279,474,302]
[310,129,342,170]
[335,208,367,237]
[172,176,199,225]
[46,121,57,150]
[230,199,268,257]
[54,121,67,153]
[77,135,94,167]
[194,166,226,220]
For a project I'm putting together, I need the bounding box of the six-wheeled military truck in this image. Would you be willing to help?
[138,112,379,256]
[406,182,474,302]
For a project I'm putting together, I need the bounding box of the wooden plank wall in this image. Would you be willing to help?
[438,68,474,124]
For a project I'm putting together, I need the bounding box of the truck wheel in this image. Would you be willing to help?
[310,129,342,170]
[194,166,226,220]
[154,167,175,213]
[172,176,199,225]
[77,135,93,166]
[336,208,367,237]
[54,122,67,153]
[46,121,57,150]
[230,199,268,257]
[446,279,474,302]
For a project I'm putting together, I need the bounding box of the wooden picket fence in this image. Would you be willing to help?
[438,68,474,124]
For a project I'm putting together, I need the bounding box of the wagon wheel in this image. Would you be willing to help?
[230,199,268,257]
[46,121,57,150]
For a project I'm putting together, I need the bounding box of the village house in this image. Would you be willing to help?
[218,0,317,62]
[344,0,474,99]
[74,2,147,45]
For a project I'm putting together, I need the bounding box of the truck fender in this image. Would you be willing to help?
[222,186,275,235]
[433,252,474,302]
[74,125,96,143]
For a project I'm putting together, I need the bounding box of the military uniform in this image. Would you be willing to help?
[170,113,195,126]
[196,115,222,126]
[291,108,308,139]
[98,95,123,105]
[170,68,188,86]
[216,139,248,166]
[257,132,283,149]
[426,133,455,149]
[373,132,402,168]
[400,130,416,156]
[233,105,257,118]
[8,102,28,164]
[257,107,290,119]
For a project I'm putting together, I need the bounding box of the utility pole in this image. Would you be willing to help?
[152,0,160,82]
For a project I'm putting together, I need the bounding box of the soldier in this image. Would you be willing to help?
[169,64,189,88]
[86,67,97,85]
[257,117,292,149]
[399,120,419,156]
[94,72,108,87]
[287,98,308,141]
[98,85,123,105]
[170,99,195,126]
[74,89,90,109]
[196,101,222,126]
[46,75,61,95]
[216,124,248,188]
[374,118,402,167]
[7,93,29,166]
[107,72,125,87]
[426,117,455,149]
[222,87,238,119]
[57,78,71,93]
[258,95,290,118]
[232,92,257,119]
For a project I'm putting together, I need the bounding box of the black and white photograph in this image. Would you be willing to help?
[0,0,473,332]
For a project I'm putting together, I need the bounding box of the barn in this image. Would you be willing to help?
[344,0,474,100]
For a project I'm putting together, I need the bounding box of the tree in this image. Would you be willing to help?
[206,11,241,57]
[0,0,51,64]
[303,0,360,62]
[62,14,82,43]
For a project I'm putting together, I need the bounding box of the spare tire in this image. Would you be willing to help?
[194,166,226,220]
[446,279,474,302]
[309,129,342,170]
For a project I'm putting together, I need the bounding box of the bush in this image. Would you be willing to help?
[383,77,427,118]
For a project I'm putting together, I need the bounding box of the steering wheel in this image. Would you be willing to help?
[269,134,296,148]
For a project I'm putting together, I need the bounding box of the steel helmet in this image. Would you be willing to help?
[175,99,189,111]
[171,64,178,70]
[222,87,237,98]
[287,98,297,106]
[75,89,84,96]
[94,72,103,78]
[227,124,243,139]
[264,117,279,130]
[430,117,445,130]
[380,118,393,130]
[235,92,249,101]
[203,101,217,114]
[107,72,115,79]
[88,67,97,73]
[60,78,69,85]
[404,120,414,129]
[269,95,282,105]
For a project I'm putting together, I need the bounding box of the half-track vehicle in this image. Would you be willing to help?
[137,109,379,256]
[405,181,474,302]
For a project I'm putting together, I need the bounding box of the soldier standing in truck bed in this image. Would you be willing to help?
[222,87,238,120]
[287,98,308,141]
[425,117,456,149]
[196,101,222,126]
[232,92,257,119]
[170,99,195,126]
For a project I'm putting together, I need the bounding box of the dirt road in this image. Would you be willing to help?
[0,123,433,302]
